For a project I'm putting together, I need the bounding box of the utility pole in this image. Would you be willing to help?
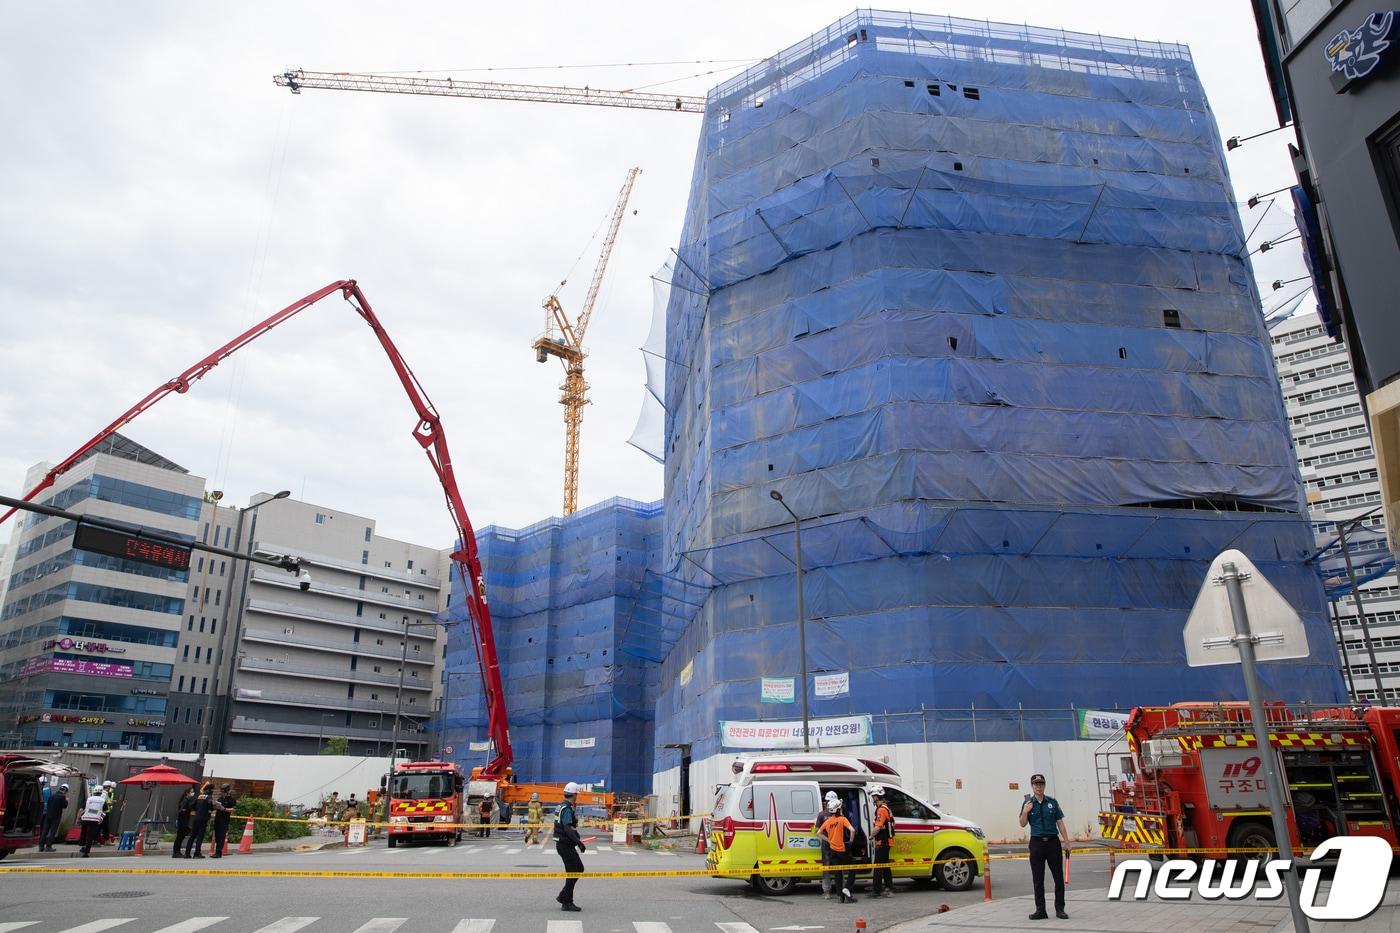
[769,490,810,751]
[1335,513,1387,699]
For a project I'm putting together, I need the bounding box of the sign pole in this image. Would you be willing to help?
[1219,560,1310,933]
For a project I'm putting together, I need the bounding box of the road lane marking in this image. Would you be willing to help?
[149,920,228,933]
[716,924,760,933]
[633,923,672,933]
[349,921,406,933]
[247,920,320,933]
[0,924,41,933]
[547,922,583,933]
[505,848,521,854]
[449,922,496,933]
[55,922,136,933]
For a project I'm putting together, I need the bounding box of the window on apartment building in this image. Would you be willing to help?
[315,513,326,525]
[184,708,191,724]
[365,527,372,543]
[199,618,205,633]
[371,693,379,700]
[178,676,185,692]
[384,560,392,569]
[362,551,369,565]
[197,557,204,573]
[373,665,381,673]
[214,590,220,606]
[196,708,203,724]
[195,646,201,661]
[187,618,193,632]
[204,587,210,604]
[407,560,414,570]
[219,560,226,576]
[202,678,208,693]
[381,586,389,593]
[418,594,424,601]
[183,645,189,660]
[179,739,186,752]
[209,619,215,635]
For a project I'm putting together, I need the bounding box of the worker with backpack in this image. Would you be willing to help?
[869,785,897,897]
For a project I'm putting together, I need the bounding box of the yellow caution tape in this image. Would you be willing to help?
[229,812,713,831]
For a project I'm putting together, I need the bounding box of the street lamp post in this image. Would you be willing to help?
[382,618,448,825]
[769,490,810,752]
[1335,511,1387,699]
[206,490,291,758]
[317,712,338,754]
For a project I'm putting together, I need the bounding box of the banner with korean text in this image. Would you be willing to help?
[720,714,875,749]
[1077,708,1129,738]
[814,671,849,698]
[760,677,795,703]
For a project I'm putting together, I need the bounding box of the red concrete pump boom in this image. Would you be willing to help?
[0,280,513,778]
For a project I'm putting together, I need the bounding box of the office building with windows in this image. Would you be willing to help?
[193,496,451,757]
[0,435,198,751]
[1273,309,1400,703]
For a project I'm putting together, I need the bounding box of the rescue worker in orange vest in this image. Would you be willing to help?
[820,790,841,899]
[870,785,896,897]
[818,798,857,904]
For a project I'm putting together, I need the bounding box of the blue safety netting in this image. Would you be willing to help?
[649,10,1347,767]
[439,498,663,794]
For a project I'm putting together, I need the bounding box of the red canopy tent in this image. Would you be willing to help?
[119,764,200,850]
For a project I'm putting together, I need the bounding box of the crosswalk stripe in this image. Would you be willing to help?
[633,923,672,933]
[149,919,228,933]
[449,921,496,933]
[0,924,41,933]
[54,922,135,933]
[546,922,583,933]
[715,924,760,933]
[505,848,521,854]
[247,919,319,933]
[349,921,406,933]
[619,850,638,855]
[599,846,613,852]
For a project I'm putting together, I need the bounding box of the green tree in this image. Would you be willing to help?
[321,736,349,755]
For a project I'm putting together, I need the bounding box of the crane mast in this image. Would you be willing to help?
[533,166,641,516]
[274,70,705,113]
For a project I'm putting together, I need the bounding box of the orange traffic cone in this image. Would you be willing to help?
[237,819,255,855]
[133,831,144,857]
[694,821,707,855]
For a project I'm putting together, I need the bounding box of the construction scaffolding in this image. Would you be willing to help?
[649,11,1348,767]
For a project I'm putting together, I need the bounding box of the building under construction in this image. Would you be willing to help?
[445,10,1349,790]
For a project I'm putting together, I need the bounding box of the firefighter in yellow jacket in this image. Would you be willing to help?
[522,792,545,844]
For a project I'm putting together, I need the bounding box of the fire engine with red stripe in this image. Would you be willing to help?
[1098,702,1400,859]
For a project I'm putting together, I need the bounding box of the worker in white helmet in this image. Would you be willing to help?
[524,791,545,845]
[820,790,841,899]
[553,782,586,911]
[818,797,857,904]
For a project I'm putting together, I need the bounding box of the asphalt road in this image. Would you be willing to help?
[0,834,1121,933]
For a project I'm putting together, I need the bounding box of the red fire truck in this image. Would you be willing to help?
[1098,702,1400,858]
[385,761,466,847]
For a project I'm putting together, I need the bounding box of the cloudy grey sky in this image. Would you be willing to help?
[0,1,1308,548]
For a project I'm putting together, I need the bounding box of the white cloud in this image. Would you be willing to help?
[0,1,1308,547]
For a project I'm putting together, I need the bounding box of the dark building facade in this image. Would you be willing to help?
[1253,3,1400,551]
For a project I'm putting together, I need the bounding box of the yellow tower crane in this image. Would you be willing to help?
[533,167,641,516]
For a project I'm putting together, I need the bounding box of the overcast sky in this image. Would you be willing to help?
[0,2,1309,549]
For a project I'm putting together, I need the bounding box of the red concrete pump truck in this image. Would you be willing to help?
[0,281,516,787]
[1098,702,1400,858]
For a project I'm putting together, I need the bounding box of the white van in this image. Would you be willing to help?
[706,753,986,894]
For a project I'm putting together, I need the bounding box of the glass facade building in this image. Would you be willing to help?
[0,435,200,751]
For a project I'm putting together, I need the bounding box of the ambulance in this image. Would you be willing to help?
[706,753,987,894]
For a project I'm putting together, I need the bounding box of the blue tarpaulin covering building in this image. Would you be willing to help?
[650,10,1346,769]
[444,10,1348,791]
[440,498,662,794]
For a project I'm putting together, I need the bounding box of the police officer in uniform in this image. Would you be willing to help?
[1019,772,1069,921]
[553,782,586,911]
[172,787,195,857]
[210,783,237,858]
[185,782,214,858]
[40,783,69,851]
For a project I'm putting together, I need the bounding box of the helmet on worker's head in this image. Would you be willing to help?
[59,783,69,791]
[103,780,115,788]
[827,799,843,813]
[530,792,540,801]
[824,790,839,802]
[869,784,885,797]
[563,782,581,796]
